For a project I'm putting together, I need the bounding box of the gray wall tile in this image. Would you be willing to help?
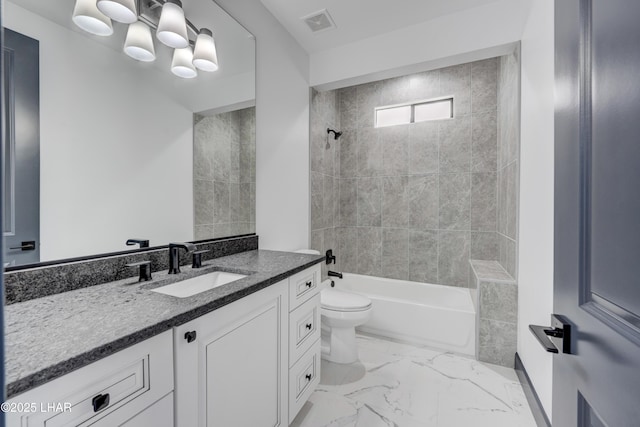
[409,121,439,174]
[479,281,517,322]
[311,188,323,231]
[194,107,255,240]
[504,161,518,240]
[409,175,439,230]
[438,230,470,287]
[381,76,410,105]
[356,82,382,129]
[339,87,357,131]
[382,176,409,228]
[478,319,517,367]
[439,173,471,230]
[439,116,472,173]
[381,126,409,176]
[229,183,240,222]
[357,127,383,176]
[337,227,358,273]
[339,131,358,177]
[381,228,409,280]
[339,179,357,226]
[239,183,253,223]
[357,227,382,276]
[357,177,382,226]
[409,70,441,100]
[194,179,213,226]
[194,224,214,240]
[441,63,471,115]
[471,58,498,113]
[499,235,517,278]
[471,173,497,231]
[409,230,438,283]
[213,182,230,224]
[314,57,517,298]
[472,110,497,173]
[470,231,498,260]
[323,175,335,229]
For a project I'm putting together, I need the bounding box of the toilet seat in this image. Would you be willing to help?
[321,289,372,312]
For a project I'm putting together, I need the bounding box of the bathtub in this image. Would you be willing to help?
[330,273,476,356]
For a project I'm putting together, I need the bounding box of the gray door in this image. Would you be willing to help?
[553,0,640,425]
[2,28,39,266]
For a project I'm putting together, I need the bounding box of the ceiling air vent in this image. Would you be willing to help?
[301,9,336,33]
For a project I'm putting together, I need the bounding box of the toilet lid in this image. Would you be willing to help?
[321,289,372,312]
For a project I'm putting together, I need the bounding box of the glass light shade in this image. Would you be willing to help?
[171,47,198,79]
[157,0,189,49]
[193,28,219,72]
[124,22,156,62]
[72,0,113,36]
[97,0,137,24]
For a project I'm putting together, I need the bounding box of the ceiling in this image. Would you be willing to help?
[260,0,502,53]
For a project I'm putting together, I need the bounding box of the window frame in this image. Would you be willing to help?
[374,95,454,128]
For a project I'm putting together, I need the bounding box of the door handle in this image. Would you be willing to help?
[529,314,571,354]
[9,241,36,251]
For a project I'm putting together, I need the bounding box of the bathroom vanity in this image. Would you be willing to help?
[4,250,322,427]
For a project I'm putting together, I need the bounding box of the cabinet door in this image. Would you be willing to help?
[174,281,288,427]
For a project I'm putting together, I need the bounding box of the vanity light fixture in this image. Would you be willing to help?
[124,21,156,62]
[72,0,220,79]
[193,28,218,72]
[72,0,114,36]
[171,47,198,79]
[156,0,189,49]
[96,0,138,24]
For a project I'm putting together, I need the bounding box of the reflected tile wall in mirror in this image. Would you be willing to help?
[194,107,256,240]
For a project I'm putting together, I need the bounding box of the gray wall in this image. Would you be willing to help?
[497,50,520,279]
[311,59,505,287]
[194,107,256,240]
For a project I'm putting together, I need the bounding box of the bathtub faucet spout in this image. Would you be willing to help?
[328,271,343,279]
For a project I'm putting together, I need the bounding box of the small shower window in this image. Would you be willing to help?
[375,97,453,128]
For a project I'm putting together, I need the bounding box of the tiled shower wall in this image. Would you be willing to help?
[310,90,340,279]
[311,58,504,287]
[194,107,256,240]
[497,50,521,279]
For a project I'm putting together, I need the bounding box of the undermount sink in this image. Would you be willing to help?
[151,271,247,298]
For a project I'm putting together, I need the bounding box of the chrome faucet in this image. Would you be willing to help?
[168,242,197,274]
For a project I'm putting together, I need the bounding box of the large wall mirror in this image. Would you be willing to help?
[2,0,256,268]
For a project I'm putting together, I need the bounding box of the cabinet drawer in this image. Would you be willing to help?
[288,342,320,423]
[288,265,320,311]
[289,294,320,366]
[48,359,147,427]
[7,331,173,427]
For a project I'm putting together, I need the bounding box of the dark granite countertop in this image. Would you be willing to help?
[5,250,324,398]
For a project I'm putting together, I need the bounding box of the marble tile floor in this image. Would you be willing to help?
[292,334,537,427]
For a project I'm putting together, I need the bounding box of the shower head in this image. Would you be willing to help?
[327,128,343,140]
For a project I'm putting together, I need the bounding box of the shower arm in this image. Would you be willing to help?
[327,128,343,140]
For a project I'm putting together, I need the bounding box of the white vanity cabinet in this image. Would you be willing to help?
[173,264,322,427]
[174,280,289,427]
[287,264,321,423]
[5,330,174,427]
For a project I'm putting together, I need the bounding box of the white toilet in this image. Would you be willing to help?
[294,250,372,364]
